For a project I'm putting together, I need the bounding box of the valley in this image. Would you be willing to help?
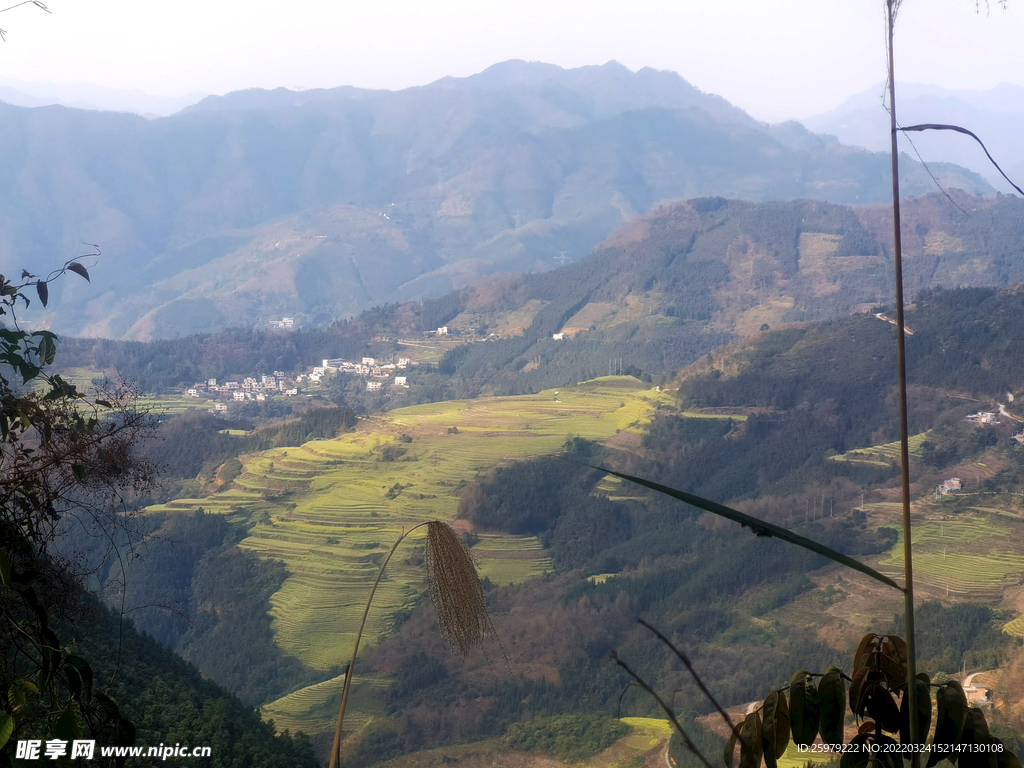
[144,378,671,735]
[5,5,1024,764]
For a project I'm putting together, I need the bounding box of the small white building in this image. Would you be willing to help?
[186,388,199,397]
[436,326,449,336]
[397,358,411,368]
[256,393,267,402]
[366,381,383,391]
[213,403,228,412]
[208,378,218,387]
[284,388,298,396]
[941,478,962,494]
[362,357,376,366]
[233,391,246,400]
[394,376,407,386]
[225,381,240,390]
[553,333,565,340]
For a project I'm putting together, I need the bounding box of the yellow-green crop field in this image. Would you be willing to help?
[829,432,929,466]
[878,515,1024,599]
[1004,615,1024,638]
[148,377,669,734]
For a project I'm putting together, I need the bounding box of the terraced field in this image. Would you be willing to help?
[149,376,668,734]
[830,432,930,466]
[878,515,1024,600]
[1004,615,1024,638]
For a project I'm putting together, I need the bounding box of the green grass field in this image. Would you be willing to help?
[149,377,668,734]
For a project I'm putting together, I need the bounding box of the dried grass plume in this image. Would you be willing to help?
[425,520,494,655]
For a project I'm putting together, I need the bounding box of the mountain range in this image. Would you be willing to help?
[804,82,1024,194]
[1,60,992,341]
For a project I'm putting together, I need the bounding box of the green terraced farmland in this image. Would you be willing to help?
[879,515,1024,599]
[830,431,930,466]
[150,377,667,734]
[1004,615,1024,638]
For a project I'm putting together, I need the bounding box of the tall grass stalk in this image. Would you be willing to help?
[886,0,920,757]
[328,520,493,768]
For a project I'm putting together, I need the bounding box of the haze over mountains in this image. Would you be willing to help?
[804,81,1024,194]
[0,60,994,341]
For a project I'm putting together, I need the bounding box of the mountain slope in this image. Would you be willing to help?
[0,61,992,340]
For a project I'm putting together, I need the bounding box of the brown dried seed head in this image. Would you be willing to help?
[425,520,494,655]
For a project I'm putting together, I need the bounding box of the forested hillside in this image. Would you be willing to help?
[0,61,991,340]
[55,192,1024,406]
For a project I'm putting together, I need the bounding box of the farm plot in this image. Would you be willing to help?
[878,515,1024,600]
[471,535,551,586]
[148,378,667,735]
[830,431,929,466]
[1004,615,1024,638]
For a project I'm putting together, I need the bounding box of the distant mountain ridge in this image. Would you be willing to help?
[0,61,993,340]
[803,82,1024,194]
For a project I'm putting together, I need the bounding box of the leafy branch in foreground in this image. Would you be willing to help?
[1,257,155,765]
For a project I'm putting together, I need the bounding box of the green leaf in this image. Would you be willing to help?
[789,671,820,747]
[724,726,738,768]
[761,690,789,768]
[738,712,762,768]
[864,684,901,734]
[839,735,870,768]
[878,635,907,689]
[35,280,48,307]
[0,713,13,751]
[64,656,93,702]
[37,335,56,366]
[927,682,968,768]
[94,692,121,722]
[72,464,86,481]
[588,467,903,590]
[95,399,112,409]
[66,262,90,282]
[960,708,999,768]
[8,685,27,714]
[52,710,80,741]
[818,667,845,747]
[899,674,932,748]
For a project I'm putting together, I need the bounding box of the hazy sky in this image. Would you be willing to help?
[1,0,1020,121]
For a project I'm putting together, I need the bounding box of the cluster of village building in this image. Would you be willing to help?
[316,357,415,391]
[183,355,418,408]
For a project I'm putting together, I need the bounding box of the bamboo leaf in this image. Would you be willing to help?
[588,467,903,590]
